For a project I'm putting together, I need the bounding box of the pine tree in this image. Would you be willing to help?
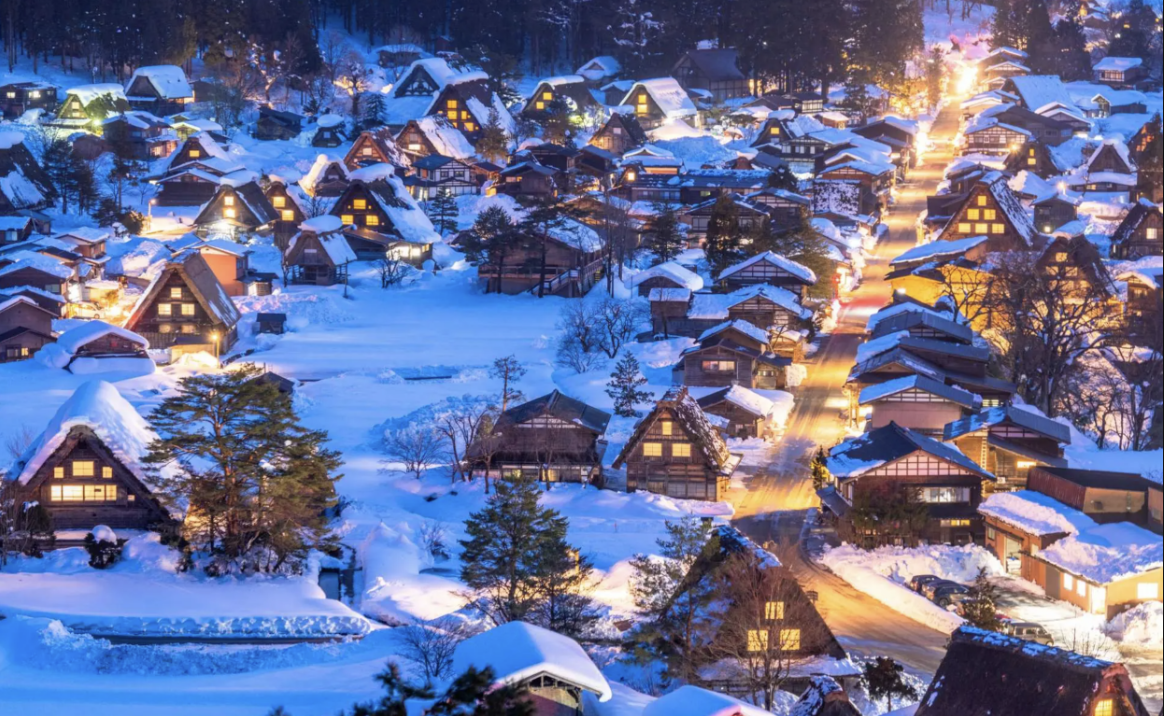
[1135,115,1163,203]
[1052,4,1092,81]
[767,165,800,193]
[330,664,534,716]
[810,448,830,491]
[863,658,918,713]
[490,355,527,411]
[427,190,458,237]
[477,109,510,164]
[462,206,521,294]
[460,477,592,627]
[961,568,1003,632]
[605,354,651,418]
[704,195,743,276]
[650,204,685,264]
[144,364,342,573]
[925,48,945,112]
[774,210,837,301]
[41,138,76,215]
[362,91,387,130]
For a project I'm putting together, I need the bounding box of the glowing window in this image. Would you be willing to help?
[224,196,235,207]
[353,199,367,210]
[977,196,988,207]
[170,288,183,299]
[958,223,972,233]
[54,467,65,479]
[1147,229,1158,240]
[536,102,545,111]
[189,149,201,158]
[1094,700,1113,716]
[747,630,769,653]
[272,196,286,208]
[975,223,989,234]
[780,629,801,651]
[464,122,476,132]
[158,304,173,317]
[661,421,673,436]
[224,208,237,219]
[102,467,113,479]
[366,215,380,227]
[992,223,1006,234]
[281,210,295,222]
[1137,583,1159,600]
[72,461,95,478]
[967,209,980,221]
[765,602,785,620]
[672,444,692,458]
[181,304,196,317]
[341,214,355,225]
[51,485,84,502]
[362,147,374,156]
[642,443,663,458]
[447,100,458,110]
[984,209,997,221]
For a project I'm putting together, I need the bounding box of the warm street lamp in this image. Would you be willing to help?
[210,332,220,360]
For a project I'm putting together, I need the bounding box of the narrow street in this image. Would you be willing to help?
[732,101,967,678]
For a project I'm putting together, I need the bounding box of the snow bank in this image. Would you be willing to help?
[1105,602,1163,649]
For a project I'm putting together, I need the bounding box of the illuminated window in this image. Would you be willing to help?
[50,485,117,502]
[51,485,84,502]
[1028,157,1037,166]
[661,421,673,436]
[977,195,988,207]
[543,91,553,101]
[747,630,769,652]
[1055,252,1069,263]
[189,149,201,158]
[158,304,173,317]
[535,102,545,111]
[1148,229,1159,240]
[170,288,183,299]
[181,304,196,317]
[447,100,458,110]
[181,324,197,334]
[771,127,780,136]
[72,461,95,477]
[643,443,663,458]
[1094,699,1114,716]
[408,142,421,152]
[672,444,692,458]
[765,602,785,620]
[984,209,997,221]
[958,223,972,233]
[366,215,380,227]
[225,208,237,219]
[780,629,801,651]
[281,210,295,222]
[975,223,989,234]
[341,214,355,225]
[224,196,235,207]
[54,467,65,479]
[1077,580,1087,596]
[353,199,367,210]
[102,467,113,479]
[461,111,470,120]
[159,324,174,334]
[464,122,476,132]
[968,209,980,221]
[5,92,13,99]
[272,196,286,208]
[1137,583,1159,600]
[992,224,1006,234]
[362,146,374,156]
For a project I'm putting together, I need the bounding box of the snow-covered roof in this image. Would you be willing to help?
[66,83,128,106]
[125,251,241,329]
[1094,57,1143,73]
[1007,76,1077,115]
[1085,139,1133,173]
[452,622,611,701]
[410,116,476,160]
[622,79,698,120]
[642,685,771,716]
[0,294,43,315]
[826,423,992,480]
[858,374,981,410]
[649,288,692,303]
[127,65,193,100]
[698,320,771,347]
[700,384,777,419]
[300,215,344,234]
[891,236,988,266]
[1038,523,1163,585]
[689,285,812,322]
[54,320,148,356]
[54,227,111,245]
[4,381,163,489]
[352,168,442,246]
[577,56,621,82]
[290,220,356,267]
[979,490,1097,538]
[1115,255,1164,289]
[0,251,73,280]
[394,58,488,98]
[718,251,816,285]
[626,262,705,292]
[550,219,604,253]
[301,154,351,194]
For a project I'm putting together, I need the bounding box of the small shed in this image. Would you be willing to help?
[255,313,287,335]
[254,106,304,141]
[311,115,346,148]
[284,215,356,287]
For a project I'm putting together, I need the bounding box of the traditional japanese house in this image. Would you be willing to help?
[1111,199,1163,260]
[745,189,812,231]
[0,293,55,362]
[284,216,356,287]
[978,47,1029,71]
[1118,264,1162,339]
[300,155,352,201]
[264,179,310,248]
[619,79,699,131]
[344,128,407,170]
[0,252,73,298]
[169,117,225,142]
[939,173,1038,253]
[718,252,816,296]
[963,119,1032,155]
[407,155,480,201]
[1026,467,1157,526]
[611,387,741,501]
[675,285,813,341]
[1005,140,1062,179]
[649,288,694,338]
[671,48,750,103]
[375,44,428,68]
[467,390,611,484]
[1029,522,1163,619]
[193,179,278,238]
[51,229,108,263]
[0,217,34,246]
[1032,192,1080,233]
[816,160,896,208]
[37,321,151,374]
[0,134,57,213]
[522,75,600,119]
[625,262,704,297]
[186,239,273,297]
[52,84,130,131]
[1036,233,1114,299]
[589,113,648,155]
[101,111,178,161]
[496,161,560,200]
[1087,139,1137,176]
[311,115,346,148]
[254,106,304,141]
[151,135,247,207]
[697,385,780,439]
[824,422,995,546]
[0,81,58,118]
[395,117,476,161]
[915,626,1153,716]
[453,622,612,715]
[470,216,602,296]
[1094,57,1149,88]
[943,406,1070,491]
[979,489,1098,577]
[424,74,511,141]
[859,375,982,436]
[576,56,621,86]
[679,194,769,243]
[983,60,1031,91]
[123,250,241,353]
[328,166,440,266]
[982,104,1076,146]
[125,65,193,116]
[4,380,175,534]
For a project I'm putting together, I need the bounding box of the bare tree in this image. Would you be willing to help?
[378,256,409,288]
[418,520,451,562]
[399,617,476,685]
[382,424,447,479]
[4,425,35,462]
[556,302,606,373]
[594,297,647,359]
[434,397,497,483]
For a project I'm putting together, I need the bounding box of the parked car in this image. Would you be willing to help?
[921,579,960,600]
[909,575,943,594]
[1002,621,1054,646]
[932,583,971,608]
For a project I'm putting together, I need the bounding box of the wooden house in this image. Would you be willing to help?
[1118,264,1162,339]
[697,385,780,439]
[745,189,811,231]
[1094,57,1149,88]
[1026,467,1157,526]
[823,422,995,546]
[978,47,1029,70]
[39,321,151,374]
[0,252,73,298]
[943,406,1071,491]
[671,49,750,103]
[679,194,769,243]
[344,128,406,170]
[255,313,287,336]
[914,626,1153,716]
[52,84,130,131]
[1036,234,1113,299]
[299,156,352,200]
[576,56,621,86]
[681,327,792,391]
[1032,192,1080,234]
[522,75,600,119]
[963,119,1032,155]
[185,239,272,298]
[0,135,57,213]
[0,217,34,246]
[1110,199,1163,260]
[589,113,648,155]
[496,161,560,200]
[1029,522,1163,619]
[0,81,58,118]
[169,117,225,142]
[612,387,740,502]
[193,180,278,238]
[453,622,611,716]
[1005,140,1062,179]
[984,105,1075,145]
[718,251,816,296]
[123,250,241,353]
[979,489,1098,577]
[254,106,304,141]
[101,111,178,161]
[858,375,981,436]
[467,390,611,484]
[625,262,704,298]
[852,118,918,168]
[424,76,506,140]
[4,380,174,533]
[619,79,698,130]
[375,44,428,68]
[311,115,345,148]
[125,65,193,116]
[983,60,1031,91]
[327,168,439,266]
[406,155,479,201]
[685,285,813,337]
[151,135,246,207]
[0,294,55,362]
[940,173,1038,253]
[1087,140,1137,175]
[264,179,310,248]
[649,288,695,338]
[395,117,476,161]
[284,216,356,287]
[469,217,602,296]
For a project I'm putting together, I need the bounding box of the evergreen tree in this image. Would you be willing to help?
[460,477,593,628]
[362,92,387,130]
[704,195,744,276]
[1108,0,1156,63]
[605,354,651,418]
[144,364,342,574]
[41,139,76,215]
[810,448,831,491]
[462,206,521,294]
[773,210,837,301]
[1052,4,1092,81]
[961,568,1003,632]
[650,204,685,264]
[849,0,924,92]
[542,98,576,147]
[925,48,945,112]
[322,664,534,716]
[863,658,918,713]
[427,190,458,237]
[477,109,511,164]
[1135,115,1163,203]
[767,165,800,193]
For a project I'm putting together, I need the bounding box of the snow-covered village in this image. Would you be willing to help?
[0,0,1161,714]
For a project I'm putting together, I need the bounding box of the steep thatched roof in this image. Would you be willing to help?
[612,387,733,474]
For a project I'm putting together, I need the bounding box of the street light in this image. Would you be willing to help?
[147,199,156,233]
[210,331,220,360]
